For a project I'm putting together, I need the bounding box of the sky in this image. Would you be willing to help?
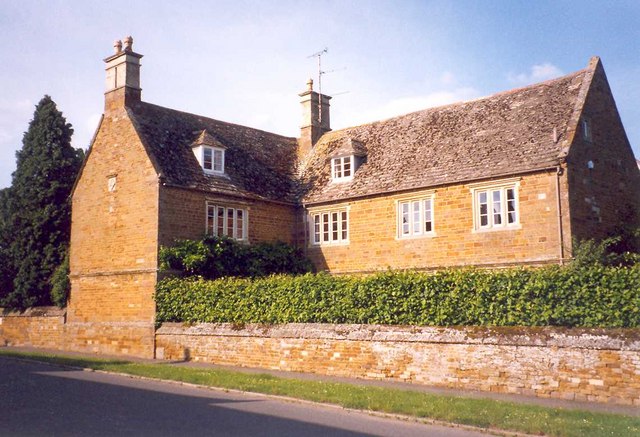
[1,0,639,189]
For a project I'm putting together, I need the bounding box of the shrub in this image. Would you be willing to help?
[50,253,70,308]
[155,265,640,328]
[159,236,313,279]
[572,235,640,268]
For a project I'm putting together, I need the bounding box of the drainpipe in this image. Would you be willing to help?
[555,165,565,265]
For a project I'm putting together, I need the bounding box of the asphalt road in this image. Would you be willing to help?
[0,357,493,437]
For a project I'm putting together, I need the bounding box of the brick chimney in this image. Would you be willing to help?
[298,78,331,158]
[104,36,143,112]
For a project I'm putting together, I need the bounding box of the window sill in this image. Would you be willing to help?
[472,224,522,233]
[309,241,350,248]
[396,232,437,241]
[331,177,353,184]
[203,170,229,178]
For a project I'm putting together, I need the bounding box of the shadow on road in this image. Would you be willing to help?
[0,357,375,437]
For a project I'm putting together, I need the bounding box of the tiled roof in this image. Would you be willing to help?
[128,102,299,203]
[123,60,598,207]
[300,66,591,205]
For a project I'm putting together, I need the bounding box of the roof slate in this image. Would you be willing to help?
[127,102,299,203]
[300,67,589,204]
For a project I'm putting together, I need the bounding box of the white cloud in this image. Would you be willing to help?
[348,87,480,126]
[508,63,564,86]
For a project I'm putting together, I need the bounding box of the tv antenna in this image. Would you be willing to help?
[307,47,328,96]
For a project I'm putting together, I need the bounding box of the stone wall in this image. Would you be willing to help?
[0,307,65,350]
[305,171,567,273]
[565,61,640,242]
[68,107,160,357]
[156,323,640,406]
[158,185,298,246]
[0,307,155,358]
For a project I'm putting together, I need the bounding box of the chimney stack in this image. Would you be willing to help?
[298,78,331,158]
[104,36,143,112]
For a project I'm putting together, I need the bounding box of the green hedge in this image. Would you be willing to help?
[155,265,640,328]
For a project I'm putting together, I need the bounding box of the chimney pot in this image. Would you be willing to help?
[123,36,133,52]
[114,40,122,54]
[306,78,313,91]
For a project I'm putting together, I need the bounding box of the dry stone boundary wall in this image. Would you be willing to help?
[156,323,640,406]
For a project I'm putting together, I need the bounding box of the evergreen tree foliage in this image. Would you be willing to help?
[1,96,83,309]
[50,252,71,308]
[0,187,15,304]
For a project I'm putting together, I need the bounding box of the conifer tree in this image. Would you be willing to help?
[2,96,83,308]
[0,187,14,304]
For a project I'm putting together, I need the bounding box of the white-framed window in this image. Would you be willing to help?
[206,203,247,241]
[309,207,349,245]
[470,180,520,231]
[397,196,435,238]
[331,156,354,182]
[194,146,225,174]
[581,118,592,142]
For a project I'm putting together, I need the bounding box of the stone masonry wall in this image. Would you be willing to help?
[306,170,566,273]
[567,67,640,239]
[68,107,159,357]
[565,62,640,242]
[0,307,154,358]
[158,185,298,247]
[156,323,640,406]
[0,307,65,350]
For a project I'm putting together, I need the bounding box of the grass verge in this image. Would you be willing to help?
[1,349,638,437]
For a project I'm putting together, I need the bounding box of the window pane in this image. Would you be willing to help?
[343,157,351,177]
[401,202,410,235]
[331,212,339,241]
[217,207,225,236]
[412,201,421,234]
[424,199,432,233]
[322,213,329,242]
[227,208,234,237]
[207,205,215,234]
[341,211,348,240]
[236,209,244,239]
[313,215,320,243]
[492,190,502,225]
[203,148,213,170]
[213,150,223,172]
[333,159,341,178]
[479,192,488,226]
[507,188,517,224]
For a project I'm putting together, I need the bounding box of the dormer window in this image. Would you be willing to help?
[203,146,224,173]
[191,130,226,175]
[330,138,366,183]
[332,156,354,182]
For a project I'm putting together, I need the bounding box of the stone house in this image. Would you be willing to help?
[67,38,640,356]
